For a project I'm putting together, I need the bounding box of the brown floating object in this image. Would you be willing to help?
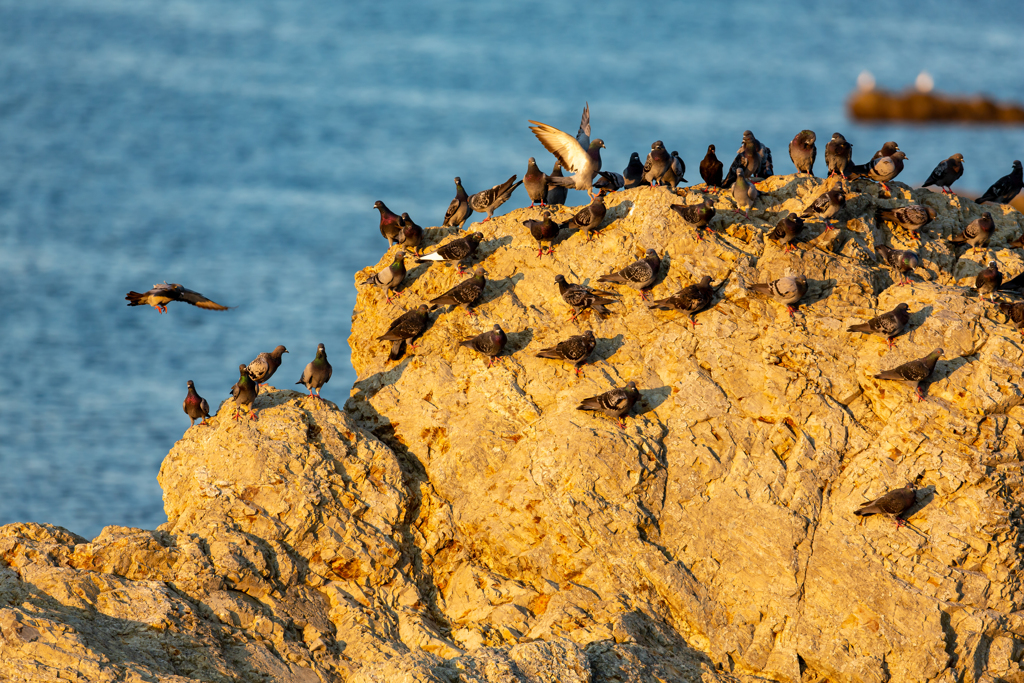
[849,88,1024,125]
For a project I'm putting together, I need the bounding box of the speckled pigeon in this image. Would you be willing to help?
[876,205,937,240]
[873,348,942,401]
[922,154,964,195]
[670,199,716,239]
[377,304,429,362]
[523,211,561,257]
[977,160,1023,205]
[429,268,486,315]
[536,330,597,376]
[950,212,995,253]
[597,249,661,299]
[847,303,910,349]
[594,171,624,193]
[577,381,640,429]
[876,245,920,286]
[648,276,714,327]
[768,213,806,252]
[975,262,1003,301]
[854,485,917,526]
[443,177,471,228]
[296,343,332,399]
[126,283,230,313]
[559,193,607,240]
[229,364,259,421]
[460,324,507,367]
[416,232,484,274]
[555,274,618,320]
[247,345,288,385]
[468,176,522,221]
[183,380,210,427]
[789,130,817,176]
[801,189,846,230]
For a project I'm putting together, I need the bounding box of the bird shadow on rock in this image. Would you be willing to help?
[399,263,434,291]
[602,199,633,229]
[480,234,513,256]
[504,328,534,355]
[909,304,933,330]
[800,277,837,309]
[635,385,671,415]
[592,333,625,364]
[479,273,525,307]
[421,226,462,250]
[349,356,413,402]
[904,484,937,523]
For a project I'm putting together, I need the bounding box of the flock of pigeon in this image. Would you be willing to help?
[127,103,1024,525]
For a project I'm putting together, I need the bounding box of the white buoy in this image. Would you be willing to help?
[915,71,934,93]
[857,70,876,91]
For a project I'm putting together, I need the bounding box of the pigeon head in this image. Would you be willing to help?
[795,274,808,287]
[584,330,595,342]
[272,345,289,357]
[830,132,845,141]
[952,153,964,162]
[491,324,502,333]
[316,343,326,354]
[671,151,680,158]
[590,138,606,150]
[1013,161,1022,170]
[742,130,754,140]
[830,190,847,206]
[699,275,713,286]
[928,348,943,361]
[473,268,486,278]
[453,176,461,184]
[895,303,910,313]
[554,274,566,285]
[630,152,640,161]
[988,261,999,271]
[707,145,716,155]
[891,151,908,161]
[625,381,638,392]
[468,232,484,245]
[238,364,249,376]
[528,157,536,164]
[644,248,658,258]
[880,141,899,156]
[393,250,407,262]
[187,380,195,389]
[982,211,993,221]
[373,200,385,210]
[799,130,815,143]
[901,252,920,271]
[652,140,665,149]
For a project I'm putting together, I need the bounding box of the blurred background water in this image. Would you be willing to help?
[1,0,1022,539]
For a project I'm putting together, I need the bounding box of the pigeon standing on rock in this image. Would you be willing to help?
[230,365,259,421]
[296,343,332,400]
[732,167,758,217]
[378,304,429,362]
[670,199,716,240]
[577,381,640,429]
[183,380,210,427]
[594,171,624,193]
[789,130,817,176]
[847,303,911,349]
[429,268,486,315]
[416,232,484,274]
[643,141,671,188]
[825,132,854,178]
[545,161,567,206]
[725,131,772,185]
[863,151,908,194]
[768,213,806,253]
[749,274,808,316]
[997,301,1024,333]
[375,201,403,246]
[977,160,1023,205]
[648,276,715,327]
[460,324,507,367]
[125,283,230,313]
[362,250,407,303]
[868,141,901,163]
[247,345,288,385]
[529,103,605,198]
[922,154,965,195]
[443,177,471,228]
[875,205,937,240]
[597,249,661,300]
[873,348,942,402]
[854,486,917,527]
[524,157,549,208]
[523,212,561,257]
[623,152,645,189]
[950,212,995,253]
[560,192,607,240]
[876,245,920,286]
[397,214,423,255]
[665,151,687,187]
[535,330,597,377]
[700,144,724,191]
[801,189,846,230]
[975,262,1003,301]
[555,274,618,320]
[468,176,523,221]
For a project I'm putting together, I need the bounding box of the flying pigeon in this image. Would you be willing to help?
[375,200,403,245]
[545,161,568,206]
[597,249,661,299]
[873,348,942,401]
[555,274,618,320]
[977,160,1023,205]
[247,345,288,385]
[524,157,549,207]
[377,304,429,361]
[125,283,230,313]
[950,212,995,253]
[789,130,817,176]
[535,330,597,376]
[876,245,920,286]
[429,268,486,315]
[768,213,806,252]
[824,132,854,178]
[577,381,640,429]
[416,232,484,274]
[460,324,507,367]
[847,303,910,349]
[801,189,846,230]
[296,343,332,400]
[699,144,724,191]
[594,171,625,193]
[648,275,714,327]
[523,211,561,257]
[732,167,758,217]
[922,154,965,195]
[854,485,917,526]
[749,274,808,315]
[183,380,210,427]
[397,214,423,254]
[623,152,645,189]
[560,192,607,240]
[670,199,716,239]
[875,205,937,240]
[442,177,471,228]
[362,250,407,303]
[529,103,605,198]
[974,261,1003,301]
[468,175,522,221]
[229,364,259,421]
[997,301,1024,333]
[643,140,671,188]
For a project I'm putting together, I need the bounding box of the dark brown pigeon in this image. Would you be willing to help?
[977,160,1023,205]
[468,176,522,221]
[768,213,806,253]
[854,485,917,527]
[559,192,607,240]
[623,152,645,189]
[545,161,568,206]
[183,380,210,427]
[377,304,429,361]
[555,274,618,320]
[536,330,597,377]
[699,144,724,192]
[648,276,715,327]
[998,301,1024,333]
[416,232,484,274]
[428,268,486,315]
[847,303,910,349]
[824,132,853,178]
[876,205,937,240]
[671,199,716,240]
[523,211,561,257]
[577,381,640,429]
[397,215,423,255]
[874,348,942,401]
[524,157,549,207]
[922,154,964,195]
[975,262,1003,301]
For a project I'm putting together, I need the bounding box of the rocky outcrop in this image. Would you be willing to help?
[3,174,1024,682]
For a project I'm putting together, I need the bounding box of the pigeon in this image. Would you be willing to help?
[535,330,597,377]
[997,301,1024,333]
[975,261,1003,301]
[873,348,942,401]
[875,205,937,240]
[648,275,715,327]
[375,200,403,245]
[665,151,687,187]
[362,250,407,303]
[429,268,486,315]
[378,304,429,362]
[623,152,645,189]
[950,212,995,253]
[876,245,920,286]
[725,130,772,185]
[801,189,846,229]
[863,151,908,193]
[397,214,423,254]
[789,130,817,176]
[545,161,568,206]
[869,141,901,163]
[183,380,210,427]
[247,345,288,385]
[229,364,259,421]
[847,303,910,349]
[597,249,661,300]
[824,132,854,178]
[460,324,507,367]
[922,154,965,195]
[594,171,625,193]
[468,175,522,221]
[749,274,808,316]
[560,192,607,240]
[732,167,758,217]
[126,283,230,314]
[768,213,806,252]
[524,157,549,207]
[416,232,484,274]
[977,160,1023,205]
[643,141,672,188]
[555,274,618,320]
[296,343,332,400]
[854,485,917,526]
[577,381,640,429]
[443,177,472,228]
[523,211,561,257]
[699,144,724,191]
[529,103,605,198]
[670,199,716,239]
